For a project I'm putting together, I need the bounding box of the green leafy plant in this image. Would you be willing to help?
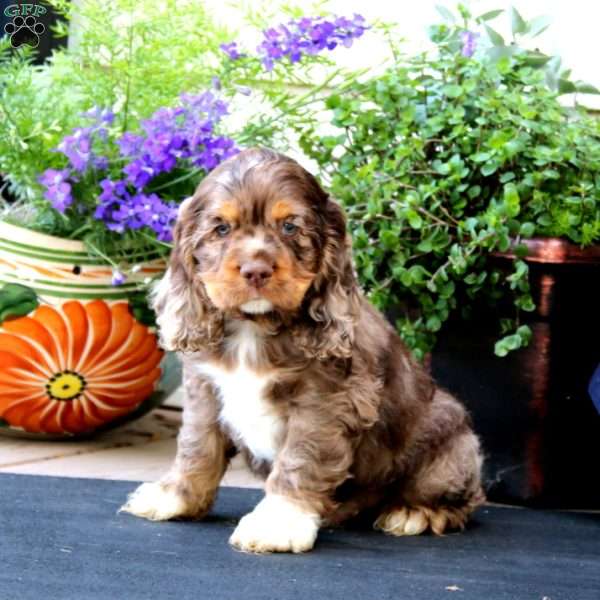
[0,0,230,203]
[300,5,600,359]
[0,0,368,279]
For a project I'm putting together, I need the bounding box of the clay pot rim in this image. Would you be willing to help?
[493,237,600,265]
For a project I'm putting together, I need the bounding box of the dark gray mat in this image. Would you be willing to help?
[1,474,599,600]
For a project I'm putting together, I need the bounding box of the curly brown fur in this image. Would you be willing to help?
[121,147,485,553]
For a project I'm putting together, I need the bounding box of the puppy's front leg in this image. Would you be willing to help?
[230,415,352,553]
[121,376,230,521]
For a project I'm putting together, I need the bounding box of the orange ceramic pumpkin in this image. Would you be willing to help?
[0,221,175,437]
[0,300,162,434]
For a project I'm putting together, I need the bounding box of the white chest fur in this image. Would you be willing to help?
[195,322,283,463]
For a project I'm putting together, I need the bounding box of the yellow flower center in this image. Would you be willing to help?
[46,370,86,401]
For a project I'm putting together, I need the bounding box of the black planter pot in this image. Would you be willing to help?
[431,238,600,509]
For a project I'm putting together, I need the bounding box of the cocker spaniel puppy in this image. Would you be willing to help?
[121,147,484,553]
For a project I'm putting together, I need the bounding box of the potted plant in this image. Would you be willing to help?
[0,0,369,437]
[299,6,600,507]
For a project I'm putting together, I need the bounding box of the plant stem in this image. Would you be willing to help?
[121,4,135,134]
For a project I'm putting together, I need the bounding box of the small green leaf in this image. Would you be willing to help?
[537,214,552,227]
[400,269,413,287]
[575,82,600,95]
[519,222,535,238]
[407,210,423,229]
[514,243,529,258]
[510,7,528,36]
[128,292,157,327]
[435,5,455,22]
[481,162,498,176]
[516,325,533,343]
[485,25,505,46]
[503,182,520,217]
[522,51,551,68]
[494,340,509,357]
[439,280,456,298]
[504,333,522,350]
[471,151,492,163]
[497,233,511,252]
[426,315,442,332]
[529,15,552,37]
[468,185,481,199]
[0,283,39,324]
[417,238,433,252]
[380,229,399,249]
[443,84,463,98]
[558,79,577,94]
[477,9,504,22]
[325,94,341,109]
[409,265,429,283]
[516,295,536,312]
[495,332,524,357]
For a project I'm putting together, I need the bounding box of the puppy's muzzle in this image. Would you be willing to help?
[240,259,274,289]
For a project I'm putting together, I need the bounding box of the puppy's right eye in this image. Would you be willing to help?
[215,223,231,237]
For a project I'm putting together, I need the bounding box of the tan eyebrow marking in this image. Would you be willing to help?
[271,200,294,221]
[218,201,240,222]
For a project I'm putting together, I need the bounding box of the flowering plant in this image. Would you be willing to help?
[300,5,600,359]
[38,92,237,245]
[1,1,368,284]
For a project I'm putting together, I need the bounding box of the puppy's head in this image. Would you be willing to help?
[153,147,359,357]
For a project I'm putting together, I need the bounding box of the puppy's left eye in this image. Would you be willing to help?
[281,222,298,236]
[216,223,231,237]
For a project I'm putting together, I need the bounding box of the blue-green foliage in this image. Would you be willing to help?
[300,6,600,358]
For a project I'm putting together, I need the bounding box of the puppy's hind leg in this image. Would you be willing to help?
[375,426,485,536]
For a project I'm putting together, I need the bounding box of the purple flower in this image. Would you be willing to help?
[236,85,252,96]
[111,270,127,286]
[117,132,144,158]
[180,91,228,121]
[115,91,238,192]
[44,181,73,212]
[56,123,113,174]
[38,169,74,212]
[50,90,238,241]
[220,42,243,60]
[460,30,479,58]
[82,106,115,125]
[52,106,115,175]
[94,178,180,242]
[98,178,127,200]
[94,156,109,170]
[123,158,155,188]
[57,128,93,172]
[39,168,70,188]
[255,14,368,71]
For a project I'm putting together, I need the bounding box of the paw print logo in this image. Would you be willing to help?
[4,15,45,48]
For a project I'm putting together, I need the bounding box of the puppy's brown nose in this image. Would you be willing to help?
[240,260,273,288]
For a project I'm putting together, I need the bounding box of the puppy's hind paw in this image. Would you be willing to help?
[120,482,191,521]
[374,506,468,536]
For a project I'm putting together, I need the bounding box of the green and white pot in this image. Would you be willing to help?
[0,221,179,439]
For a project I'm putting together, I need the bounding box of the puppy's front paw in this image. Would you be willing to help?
[120,482,192,521]
[229,494,319,554]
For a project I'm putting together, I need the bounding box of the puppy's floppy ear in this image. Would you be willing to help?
[295,197,361,360]
[151,197,223,352]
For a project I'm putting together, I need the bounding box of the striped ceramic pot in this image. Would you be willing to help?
[0,221,179,439]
